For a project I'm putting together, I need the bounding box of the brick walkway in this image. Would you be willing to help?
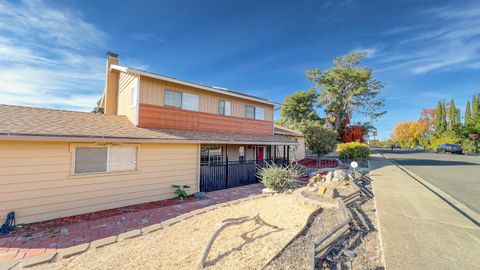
[0,184,263,265]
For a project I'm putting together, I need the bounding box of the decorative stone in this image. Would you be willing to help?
[161,218,179,227]
[190,208,206,216]
[91,236,117,248]
[176,212,193,220]
[262,188,277,194]
[194,192,208,198]
[317,186,327,195]
[308,185,318,192]
[141,223,163,234]
[0,260,18,270]
[59,243,89,258]
[325,188,340,199]
[202,205,218,212]
[325,172,334,183]
[118,229,142,240]
[20,252,56,268]
[334,170,348,181]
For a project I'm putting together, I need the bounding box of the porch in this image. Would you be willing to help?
[199,144,292,192]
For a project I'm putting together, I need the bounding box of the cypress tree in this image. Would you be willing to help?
[465,101,472,126]
[435,101,447,134]
[448,100,456,130]
[473,95,479,123]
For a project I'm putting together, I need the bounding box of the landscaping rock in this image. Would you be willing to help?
[325,172,334,183]
[333,170,348,181]
[308,185,318,192]
[59,243,90,258]
[193,192,207,198]
[325,188,340,199]
[317,186,327,195]
[91,236,117,248]
[262,188,277,194]
[141,223,163,234]
[118,229,142,240]
[0,260,18,270]
[20,252,56,268]
[161,218,179,227]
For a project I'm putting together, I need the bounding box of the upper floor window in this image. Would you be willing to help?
[255,107,265,120]
[165,90,199,111]
[245,105,255,119]
[218,100,231,116]
[130,84,138,108]
[165,90,182,108]
[182,93,199,111]
[245,105,264,120]
[74,146,137,174]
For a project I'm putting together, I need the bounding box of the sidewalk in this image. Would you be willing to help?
[370,154,480,269]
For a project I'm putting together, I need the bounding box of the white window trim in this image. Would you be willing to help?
[130,84,138,109]
[70,144,140,176]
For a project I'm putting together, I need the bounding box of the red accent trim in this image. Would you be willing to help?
[138,103,273,135]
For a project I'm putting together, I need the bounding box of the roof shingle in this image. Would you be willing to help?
[0,104,295,144]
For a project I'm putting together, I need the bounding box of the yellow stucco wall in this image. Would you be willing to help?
[139,76,274,121]
[0,141,199,224]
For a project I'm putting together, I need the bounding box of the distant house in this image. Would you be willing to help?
[0,52,296,224]
[274,125,306,161]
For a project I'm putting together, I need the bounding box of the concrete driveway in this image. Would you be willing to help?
[379,149,480,214]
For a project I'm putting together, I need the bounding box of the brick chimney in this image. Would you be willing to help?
[102,52,119,115]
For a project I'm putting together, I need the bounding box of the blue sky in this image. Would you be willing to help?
[1,0,480,139]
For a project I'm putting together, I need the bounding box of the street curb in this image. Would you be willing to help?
[378,152,480,227]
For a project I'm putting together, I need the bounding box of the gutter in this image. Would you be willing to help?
[0,133,299,146]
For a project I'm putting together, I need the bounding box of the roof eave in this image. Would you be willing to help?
[0,134,298,145]
[110,65,274,106]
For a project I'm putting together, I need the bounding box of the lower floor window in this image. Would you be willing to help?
[74,146,137,174]
[200,146,223,165]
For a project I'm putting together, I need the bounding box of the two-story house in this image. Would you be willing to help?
[0,52,296,224]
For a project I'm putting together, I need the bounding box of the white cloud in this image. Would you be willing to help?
[0,0,106,111]
[377,1,480,74]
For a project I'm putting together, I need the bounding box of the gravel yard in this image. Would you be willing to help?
[28,194,316,270]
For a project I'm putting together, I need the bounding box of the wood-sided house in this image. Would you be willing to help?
[0,53,296,224]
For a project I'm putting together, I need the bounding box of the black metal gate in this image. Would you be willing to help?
[200,159,288,192]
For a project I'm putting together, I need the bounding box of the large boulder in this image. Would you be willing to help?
[325,172,334,183]
[332,169,348,182]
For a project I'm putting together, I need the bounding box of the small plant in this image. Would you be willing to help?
[172,185,190,200]
[257,163,296,192]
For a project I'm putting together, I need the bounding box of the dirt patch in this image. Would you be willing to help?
[29,195,316,270]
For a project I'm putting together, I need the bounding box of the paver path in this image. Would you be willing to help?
[0,184,262,265]
[370,154,480,270]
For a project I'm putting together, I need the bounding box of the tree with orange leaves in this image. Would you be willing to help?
[419,108,436,131]
[392,121,428,148]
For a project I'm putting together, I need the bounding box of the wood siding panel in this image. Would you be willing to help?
[139,76,274,121]
[117,72,138,124]
[0,141,200,224]
[138,103,274,135]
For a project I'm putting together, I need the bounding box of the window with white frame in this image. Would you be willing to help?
[218,100,231,116]
[164,90,182,108]
[74,146,137,174]
[245,105,255,119]
[130,84,138,108]
[182,93,199,111]
[255,107,265,120]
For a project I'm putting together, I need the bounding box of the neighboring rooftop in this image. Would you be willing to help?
[110,64,274,105]
[0,104,295,144]
[274,125,304,137]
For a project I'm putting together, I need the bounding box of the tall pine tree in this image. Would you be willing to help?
[473,95,479,125]
[465,101,472,126]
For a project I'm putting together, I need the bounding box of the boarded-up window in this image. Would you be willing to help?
[74,147,108,174]
[74,146,137,174]
[109,147,137,172]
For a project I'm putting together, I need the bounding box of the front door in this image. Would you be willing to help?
[257,147,264,161]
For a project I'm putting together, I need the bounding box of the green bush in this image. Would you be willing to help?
[337,142,370,159]
[257,163,297,192]
[428,133,461,150]
[462,138,479,153]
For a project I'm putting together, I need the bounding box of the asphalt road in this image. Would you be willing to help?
[378,149,480,214]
